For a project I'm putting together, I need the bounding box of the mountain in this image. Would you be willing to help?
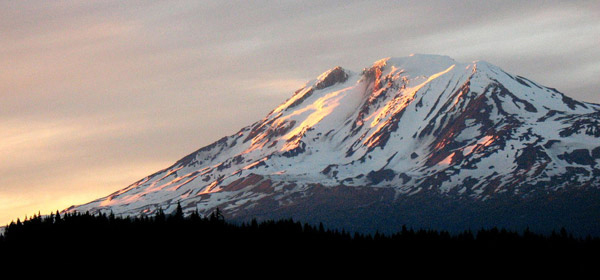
[68,54,600,235]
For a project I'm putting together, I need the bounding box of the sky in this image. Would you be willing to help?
[1,0,599,225]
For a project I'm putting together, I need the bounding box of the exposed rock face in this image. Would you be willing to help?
[68,54,600,235]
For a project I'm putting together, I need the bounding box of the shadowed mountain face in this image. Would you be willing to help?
[68,54,600,235]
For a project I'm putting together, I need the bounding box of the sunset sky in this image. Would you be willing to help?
[1,0,599,225]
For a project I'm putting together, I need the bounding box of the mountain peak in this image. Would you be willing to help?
[314,66,349,90]
[368,54,458,79]
[68,54,600,235]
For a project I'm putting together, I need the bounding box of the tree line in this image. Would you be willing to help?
[0,204,598,269]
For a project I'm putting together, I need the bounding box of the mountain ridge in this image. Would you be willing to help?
[67,54,600,234]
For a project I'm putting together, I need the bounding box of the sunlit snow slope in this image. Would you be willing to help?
[69,54,600,233]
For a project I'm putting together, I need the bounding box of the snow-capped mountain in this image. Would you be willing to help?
[68,54,600,234]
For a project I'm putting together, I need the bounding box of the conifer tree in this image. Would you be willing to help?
[174,202,184,220]
[55,210,61,223]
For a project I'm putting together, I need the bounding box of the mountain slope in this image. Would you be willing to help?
[68,54,600,234]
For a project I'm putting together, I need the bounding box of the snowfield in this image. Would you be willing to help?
[68,54,600,226]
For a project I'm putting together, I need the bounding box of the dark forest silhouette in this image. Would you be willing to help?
[1,204,598,270]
